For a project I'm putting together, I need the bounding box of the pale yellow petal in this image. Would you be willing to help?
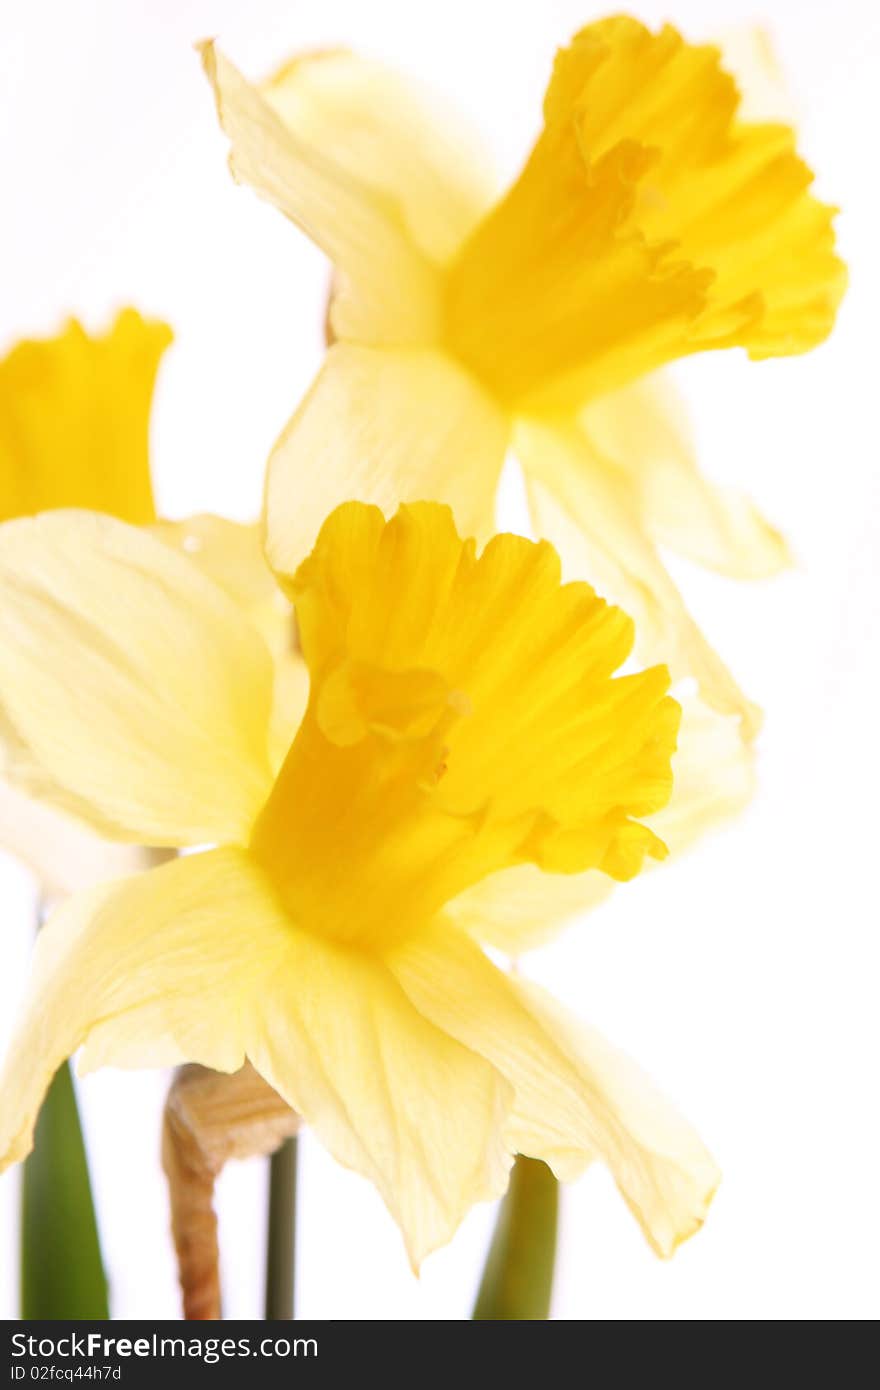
[153,514,308,769]
[390,924,719,1256]
[248,925,513,1269]
[518,418,761,738]
[1,518,308,882]
[264,347,509,584]
[0,310,170,524]
[579,373,791,578]
[153,515,282,631]
[0,847,512,1270]
[261,49,495,263]
[200,42,440,346]
[0,849,284,1169]
[0,511,274,845]
[650,694,755,854]
[0,781,158,899]
[445,861,614,957]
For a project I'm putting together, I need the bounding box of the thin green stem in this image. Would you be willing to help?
[21,896,108,1320]
[265,1136,298,1319]
[472,1157,558,1320]
[21,1060,109,1319]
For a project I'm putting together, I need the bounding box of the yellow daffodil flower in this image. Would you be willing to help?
[201,14,845,741]
[0,501,718,1265]
[0,313,303,893]
[0,311,170,893]
[0,315,739,949]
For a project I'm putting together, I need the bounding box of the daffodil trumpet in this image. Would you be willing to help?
[201,14,844,748]
[0,501,719,1271]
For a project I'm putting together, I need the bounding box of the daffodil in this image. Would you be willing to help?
[201,14,845,742]
[0,312,304,891]
[0,313,737,953]
[0,311,171,892]
[0,500,718,1265]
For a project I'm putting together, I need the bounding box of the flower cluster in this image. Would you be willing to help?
[0,15,844,1294]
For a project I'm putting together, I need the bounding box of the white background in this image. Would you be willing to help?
[1,0,878,1320]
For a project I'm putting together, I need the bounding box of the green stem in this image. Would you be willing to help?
[265,1136,298,1319]
[472,1157,558,1320]
[21,1060,109,1319]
